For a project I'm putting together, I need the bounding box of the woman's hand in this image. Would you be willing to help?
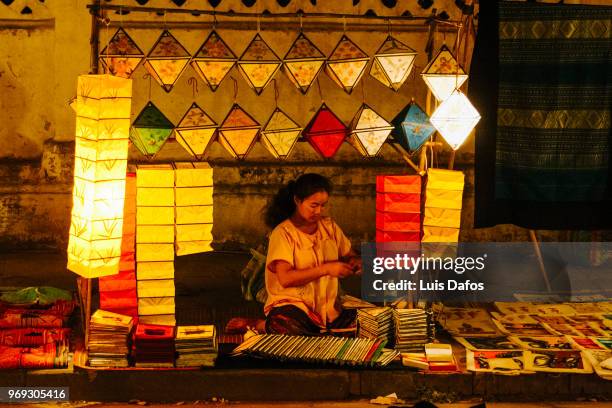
[347,256,362,275]
[324,261,354,278]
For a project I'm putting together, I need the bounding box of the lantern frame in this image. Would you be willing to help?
[421,44,468,102]
[144,30,191,93]
[217,103,261,160]
[429,90,481,151]
[190,31,237,92]
[325,34,370,94]
[282,33,327,95]
[303,103,348,159]
[130,101,175,158]
[392,101,436,153]
[100,27,144,79]
[348,104,394,158]
[174,103,218,160]
[370,35,417,92]
[237,33,282,95]
[261,108,303,160]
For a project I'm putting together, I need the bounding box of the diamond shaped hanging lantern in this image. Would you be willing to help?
[430,90,481,150]
[191,31,237,92]
[175,103,218,160]
[391,101,436,152]
[283,33,326,95]
[303,104,347,159]
[130,102,174,158]
[348,104,394,157]
[237,34,282,95]
[100,28,144,79]
[218,104,261,159]
[325,35,370,94]
[144,30,191,93]
[421,44,468,102]
[261,108,303,159]
[370,35,417,91]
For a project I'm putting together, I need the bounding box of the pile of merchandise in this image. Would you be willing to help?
[175,325,218,367]
[132,323,176,368]
[87,310,134,368]
[437,301,612,377]
[357,307,394,344]
[0,287,74,369]
[393,308,429,352]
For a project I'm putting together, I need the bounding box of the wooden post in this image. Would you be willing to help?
[529,229,552,293]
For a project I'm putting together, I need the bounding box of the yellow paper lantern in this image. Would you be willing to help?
[370,35,417,92]
[144,30,191,93]
[191,31,237,92]
[421,44,468,102]
[100,28,144,79]
[67,74,132,278]
[348,104,393,157]
[175,103,218,160]
[217,104,261,160]
[325,35,370,94]
[283,33,326,95]
[430,90,481,151]
[237,34,282,95]
[261,108,303,159]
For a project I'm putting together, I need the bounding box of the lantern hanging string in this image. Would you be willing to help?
[231,76,238,103]
[212,12,217,30]
[316,76,324,104]
[187,76,198,99]
[143,72,153,100]
[299,13,303,32]
[272,78,279,109]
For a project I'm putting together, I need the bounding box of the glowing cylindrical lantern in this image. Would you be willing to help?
[375,175,422,243]
[325,35,369,94]
[303,104,347,159]
[175,103,218,160]
[429,90,481,150]
[391,101,436,152]
[218,104,261,160]
[144,30,191,93]
[191,31,237,92]
[283,33,326,95]
[348,104,393,157]
[370,35,417,91]
[237,34,281,95]
[67,74,132,278]
[261,108,302,159]
[422,168,464,244]
[421,44,468,102]
[100,28,144,79]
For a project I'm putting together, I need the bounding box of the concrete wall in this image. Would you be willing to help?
[3,0,597,253]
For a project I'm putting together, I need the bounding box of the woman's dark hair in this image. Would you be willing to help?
[264,173,332,229]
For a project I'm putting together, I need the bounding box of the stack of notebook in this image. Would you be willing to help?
[175,325,218,367]
[132,323,176,367]
[357,307,394,343]
[393,308,429,352]
[87,310,134,368]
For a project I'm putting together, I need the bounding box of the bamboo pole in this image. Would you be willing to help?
[529,230,552,293]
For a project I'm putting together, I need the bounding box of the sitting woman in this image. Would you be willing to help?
[263,173,361,336]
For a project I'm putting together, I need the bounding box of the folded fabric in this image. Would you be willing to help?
[137,279,175,298]
[137,187,175,207]
[376,175,421,194]
[175,206,214,224]
[137,262,175,280]
[0,328,70,347]
[376,193,421,213]
[138,297,176,316]
[136,244,175,262]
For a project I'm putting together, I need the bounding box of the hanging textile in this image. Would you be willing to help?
[99,172,138,318]
[174,162,214,256]
[472,1,612,229]
[375,175,421,243]
[136,165,176,326]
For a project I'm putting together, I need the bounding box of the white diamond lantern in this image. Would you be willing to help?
[430,90,481,150]
[370,35,417,91]
[421,44,468,102]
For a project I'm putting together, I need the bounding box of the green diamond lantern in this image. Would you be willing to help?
[130,102,174,158]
